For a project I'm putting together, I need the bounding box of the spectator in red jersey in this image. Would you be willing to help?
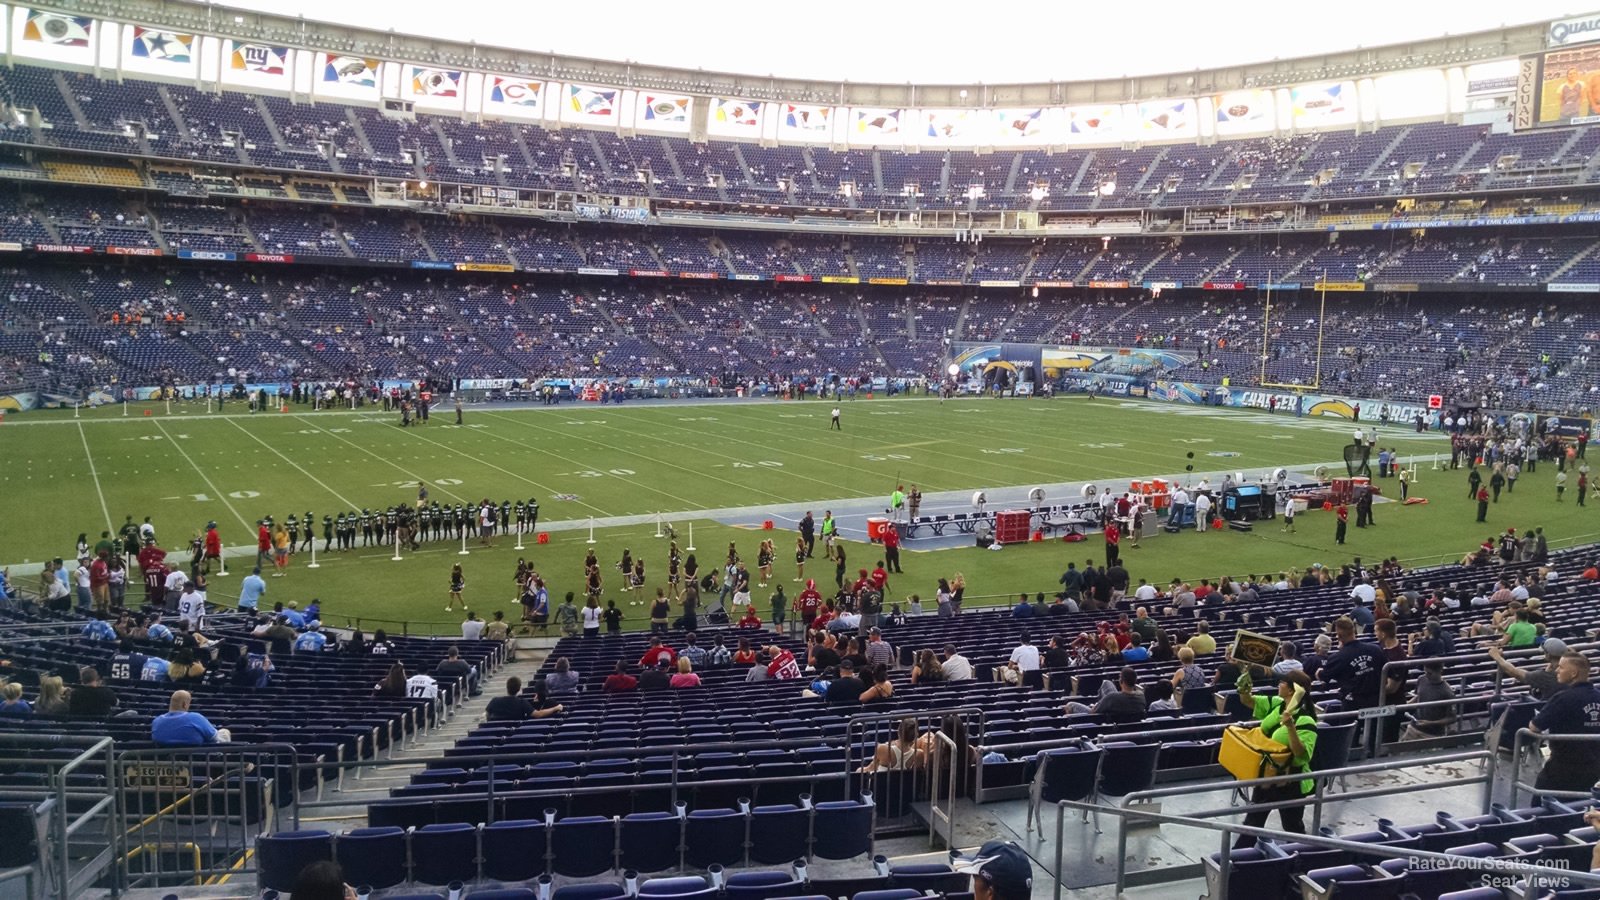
[255,522,271,569]
[765,645,802,680]
[795,579,823,622]
[882,526,903,574]
[1104,521,1121,568]
[738,606,762,628]
[144,561,169,609]
[870,564,889,594]
[89,554,110,614]
[602,661,638,693]
[203,524,221,573]
[637,635,677,668]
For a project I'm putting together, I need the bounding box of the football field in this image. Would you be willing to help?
[4,395,1596,635]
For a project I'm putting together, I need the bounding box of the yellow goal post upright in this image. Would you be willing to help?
[1257,270,1330,395]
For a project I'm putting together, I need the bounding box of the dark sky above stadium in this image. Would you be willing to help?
[234,0,1582,83]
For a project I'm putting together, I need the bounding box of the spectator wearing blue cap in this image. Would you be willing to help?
[952,840,1034,900]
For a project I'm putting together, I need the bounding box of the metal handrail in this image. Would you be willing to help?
[1044,747,1500,896]
[1053,795,1600,900]
[1506,727,1600,807]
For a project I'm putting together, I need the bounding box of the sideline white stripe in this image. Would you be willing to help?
[77,422,113,533]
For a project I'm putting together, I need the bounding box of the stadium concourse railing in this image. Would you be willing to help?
[113,743,302,891]
[1507,730,1600,808]
[0,734,120,900]
[1049,759,1600,900]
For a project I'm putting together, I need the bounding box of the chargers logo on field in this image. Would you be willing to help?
[1309,400,1357,420]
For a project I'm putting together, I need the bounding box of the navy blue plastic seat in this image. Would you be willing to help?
[812,799,873,860]
[889,863,968,894]
[725,869,806,900]
[549,815,616,877]
[851,891,923,900]
[466,890,538,900]
[749,804,809,865]
[1203,843,1295,900]
[639,875,719,900]
[620,811,683,873]
[1026,745,1101,833]
[684,808,746,868]
[1098,741,1160,799]
[336,826,407,890]
[257,830,334,892]
[481,819,546,882]
[412,822,479,885]
[551,883,629,900]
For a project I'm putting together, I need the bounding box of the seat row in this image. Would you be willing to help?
[262,797,876,892]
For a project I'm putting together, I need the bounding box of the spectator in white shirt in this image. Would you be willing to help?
[461,611,486,640]
[1350,581,1377,606]
[941,643,974,681]
[1004,634,1040,683]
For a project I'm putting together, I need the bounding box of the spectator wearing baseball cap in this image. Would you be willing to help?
[952,840,1034,900]
[1487,638,1568,701]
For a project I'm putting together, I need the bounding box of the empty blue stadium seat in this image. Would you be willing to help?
[481,819,546,882]
[812,799,873,860]
[411,822,479,885]
[336,826,408,890]
[256,829,334,892]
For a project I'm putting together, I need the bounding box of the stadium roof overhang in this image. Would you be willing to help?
[29,0,1552,106]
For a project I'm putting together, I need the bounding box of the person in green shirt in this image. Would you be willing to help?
[821,511,838,560]
[1232,669,1319,846]
[889,487,906,523]
[1502,609,1538,648]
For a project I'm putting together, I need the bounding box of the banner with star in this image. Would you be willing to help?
[130,26,192,65]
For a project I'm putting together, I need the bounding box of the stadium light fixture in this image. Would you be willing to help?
[1028,185,1048,201]
[418,180,429,189]
[947,363,960,377]
[1098,180,1117,196]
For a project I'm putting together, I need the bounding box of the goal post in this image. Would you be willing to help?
[1258,271,1330,392]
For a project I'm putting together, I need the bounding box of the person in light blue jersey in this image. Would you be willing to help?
[238,567,266,611]
[294,621,328,653]
[151,691,229,746]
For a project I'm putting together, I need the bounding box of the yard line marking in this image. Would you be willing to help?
[222,418,359,509]
[476,411,746,508]
[384,420,616,518]
[497,411,829,500]
[77,422,113,533]
[290,417,469,504]
[149,419,256,538]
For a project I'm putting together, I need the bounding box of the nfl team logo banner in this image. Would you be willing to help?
[324,56,379,88]
[490,77,544,109]
[229,42,286,75]
[712,98,760,127]
[130,27,192,64]
[783,104,831,133]
[568,84,617,118]
[411,67,461,98]
[24,10,92,46]
[642,95,690,124]
[854,108,901,136]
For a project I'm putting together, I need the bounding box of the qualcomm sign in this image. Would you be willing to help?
[1549,12,1600,46]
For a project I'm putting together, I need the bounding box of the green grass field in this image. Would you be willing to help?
[5,396,1598,635]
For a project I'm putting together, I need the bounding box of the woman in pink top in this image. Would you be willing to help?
[670,657,701,688]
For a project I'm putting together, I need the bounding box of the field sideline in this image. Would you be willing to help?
[5,395,1596,635]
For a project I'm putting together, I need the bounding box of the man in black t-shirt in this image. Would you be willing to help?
[1530,652,1600,793]
[1067,667,1148,722]
[825,659,866,706]
[639,662,672,690]
[485,676,561,721]
[69,667,120,717]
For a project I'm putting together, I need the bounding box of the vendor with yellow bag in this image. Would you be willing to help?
[1230,668,1318,847]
